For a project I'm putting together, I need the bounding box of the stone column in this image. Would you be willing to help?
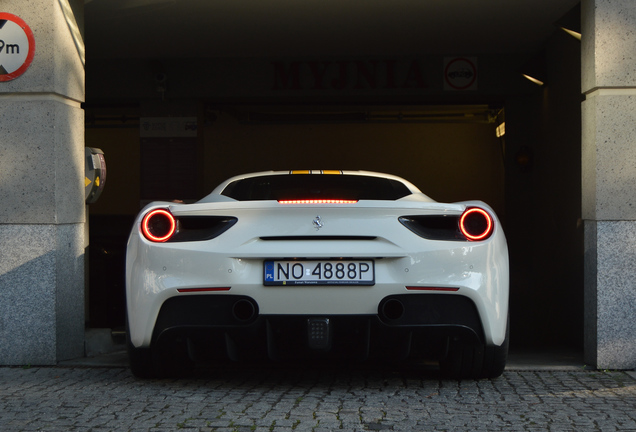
[0,0,85,364]
[582,0,636,369]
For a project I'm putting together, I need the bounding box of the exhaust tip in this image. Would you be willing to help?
[381,298,405,321]
[232,299,257,322]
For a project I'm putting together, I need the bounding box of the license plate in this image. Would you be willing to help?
[264,260,375,286]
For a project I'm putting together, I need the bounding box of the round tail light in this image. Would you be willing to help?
[459,207,494,241]
[141,209,177,242]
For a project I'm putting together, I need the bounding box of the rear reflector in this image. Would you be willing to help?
[177,287,231,293]
[278,199,358,204]
[406,286,460,292]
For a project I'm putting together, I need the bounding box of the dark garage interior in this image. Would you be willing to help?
[83,0,583,355]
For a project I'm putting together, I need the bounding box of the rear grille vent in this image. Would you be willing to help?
[260,236,377,241]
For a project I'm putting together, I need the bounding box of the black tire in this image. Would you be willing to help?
[126,315,195,378]
[126,323,158,378]
[128,345,157,378]
[153,335,196,378]
[440,317,509,379]
[126,335,157,378]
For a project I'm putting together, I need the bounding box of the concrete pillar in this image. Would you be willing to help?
[0,0,85,364]
[582,0,636,369]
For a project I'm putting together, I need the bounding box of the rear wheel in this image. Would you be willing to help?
[153,334,196,378]
[126,322,158,378]
[440,318,509,379]
[127,332,196,378]
[126,316,195,378]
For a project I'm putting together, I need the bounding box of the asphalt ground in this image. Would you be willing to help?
[2,352,636,432]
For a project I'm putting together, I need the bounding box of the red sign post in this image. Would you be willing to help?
[0,13,35,82]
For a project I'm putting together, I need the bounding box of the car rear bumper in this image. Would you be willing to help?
[149,294,485,364]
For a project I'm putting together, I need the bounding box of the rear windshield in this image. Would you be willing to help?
[221,174,412,201]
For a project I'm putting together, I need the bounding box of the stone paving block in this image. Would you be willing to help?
[2,366,636,431]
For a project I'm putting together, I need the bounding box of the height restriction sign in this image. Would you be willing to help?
[0,13,35,82]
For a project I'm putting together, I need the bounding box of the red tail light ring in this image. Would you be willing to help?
[459,207,494,241]
[141,209,177,242]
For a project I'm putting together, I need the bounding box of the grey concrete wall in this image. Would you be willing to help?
[0,0,85,364]
[582,0,636,369]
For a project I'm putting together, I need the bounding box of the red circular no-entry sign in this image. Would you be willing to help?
[0,13,35,82]
[444,57,477,91]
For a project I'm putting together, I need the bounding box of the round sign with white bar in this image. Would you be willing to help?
[0,13,35,82]
[444,57,477,91]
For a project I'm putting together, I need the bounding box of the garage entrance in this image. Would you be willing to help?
[203,105,505,209]
[86,103,506,331]
[84,2,582,356]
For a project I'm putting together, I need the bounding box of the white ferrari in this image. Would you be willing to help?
[126,170,509,378]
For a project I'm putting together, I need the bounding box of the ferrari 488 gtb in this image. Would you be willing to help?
[126,170,509,378]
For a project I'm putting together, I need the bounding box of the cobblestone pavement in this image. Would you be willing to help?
[1,363,636,432]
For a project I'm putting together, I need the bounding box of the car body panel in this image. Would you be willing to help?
[125,171,509,371]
